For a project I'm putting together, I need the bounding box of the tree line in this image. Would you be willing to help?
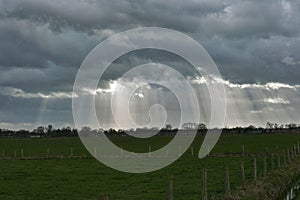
[0,122,300,138]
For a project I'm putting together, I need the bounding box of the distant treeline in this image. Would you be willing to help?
[0,122,300,138]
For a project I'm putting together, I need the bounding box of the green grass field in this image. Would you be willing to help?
[0,134,299,199]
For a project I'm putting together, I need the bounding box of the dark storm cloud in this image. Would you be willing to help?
[3,0,299,38]
[202,35,300,85]
[0,18,98,68]
[199,0,300,39]
[0,64,79,93]
[0,0,299,128]
[102,49,198,81]
[0,0,228,32]
[1,0,299,83]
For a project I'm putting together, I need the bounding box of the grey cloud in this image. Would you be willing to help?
[0,18,98,68]
[282,56,297,66]
[200,0,300,39]
[3,0,299,39]
[0,64,78,93]
[0,0,228,32]
[0,0,300,129]
[202,35,300,85]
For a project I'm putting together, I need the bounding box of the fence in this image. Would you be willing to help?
[1,142,300,200]
[166,142,300,200]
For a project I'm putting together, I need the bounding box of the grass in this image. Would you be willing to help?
[0,133,299,199]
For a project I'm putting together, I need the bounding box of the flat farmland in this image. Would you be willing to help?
[0,134,299,199]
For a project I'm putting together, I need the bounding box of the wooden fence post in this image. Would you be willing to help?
[99,194,109,200]
[167,176,174,200]
[149,146,151,158]
[202,168,208,200]
[207,145,210,157]
[242,145,245,157]
[225,166,231,197]
[277,154,281,168]
[294,145,296,158]
[14,150,17,158]
[287,147,291,163]
[292,145,295,158]
[271,154,275,171]
[178,145,181,158]
[21,148,24,159]
[263,156,267,177]
[283,150,287,166]
[241,161,245,188]
[253,157,257,182]
[265,147,269,155]
[165,149,169,158]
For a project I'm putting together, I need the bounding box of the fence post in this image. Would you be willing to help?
[202,168,208,200]
[99,194,109,200]
[294,145,296,158]
[292,145,295,158]
[271,154,275,171]
[167,176,173,200]
[253,157,257,182]
[149,146,151,158]
[287,147,291,163]
[263,156,267,177]
[297,141,300,154]
[14,150,17,158]
[283,150,287,166]
[21,148,24,159]
[225,166,231,197]
[241,161,245,188]
[277,154,281,168]
[265,147,269,155]
[207,145,210,157]
[191,146,194,156]
[165,149,169,158]
[242,145,245,157]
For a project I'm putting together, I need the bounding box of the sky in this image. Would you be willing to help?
[0,0,299,130]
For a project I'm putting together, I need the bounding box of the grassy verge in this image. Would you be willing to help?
[230,158,300,200]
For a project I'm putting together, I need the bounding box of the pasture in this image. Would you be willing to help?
[0,134,299,199]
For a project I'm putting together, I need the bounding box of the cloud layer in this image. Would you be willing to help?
[0,0,299,129]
